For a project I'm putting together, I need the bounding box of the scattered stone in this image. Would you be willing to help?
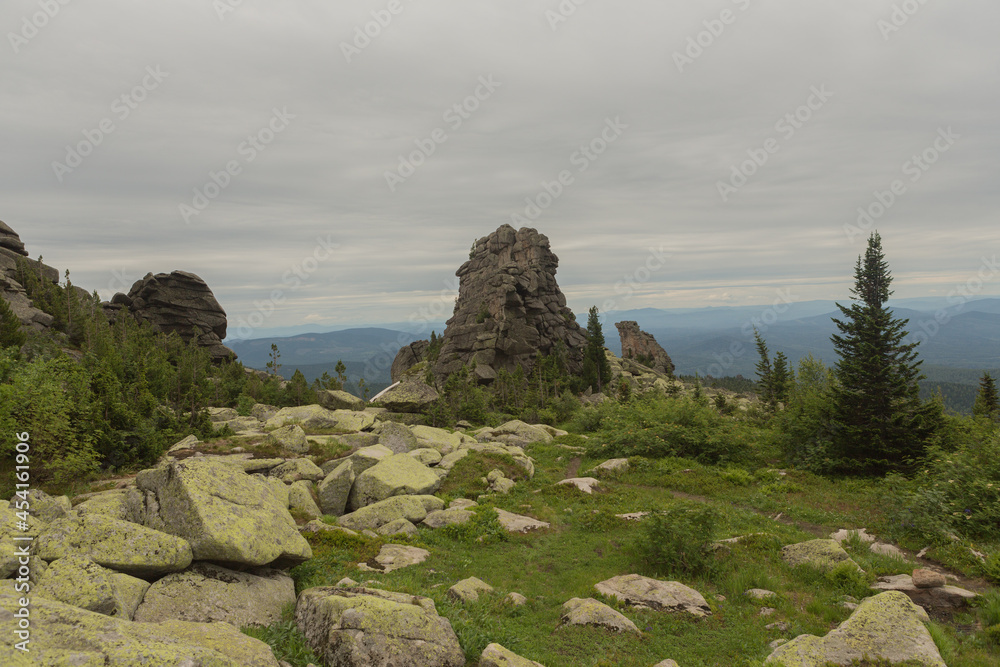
[872,574,977,609]
[506,592,528,606]
[348,453,442,510]
[480,643,546,667]
[593,458,629,475]
[495,508,550,533]
[487,470,516,494]
[912,568,946,589]
[134,562,295,628]
[766,621,791,632]
[781,539,862,574]
[449,498,477,510]
[594,574,711,617]
[338,495,444,532]
[359,544,430,573]
[410,447,444,466]
[560,597,640,634]
[423,508,475,529]
[830,528,875,544]
[337,577,358,587]
[376,518,419,537]
[653,661,680,667]
[295,586,464,667]
[557,477,600,494]
[870,542,906,559]
[270,458,324,483]
[764,591,945,666]
[759,607,776,617]
[768,639,787,650]
[264,424,309,454]
[616,512,650,521]
[747,589,778,600]
[448,576,494,603]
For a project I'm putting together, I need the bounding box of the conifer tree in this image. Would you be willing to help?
[829,232,940,474]
[0,297,26,350]
[581,306,612,393]
[752,328,774,406]
[772,351,792,405]
[972,373,1000,421]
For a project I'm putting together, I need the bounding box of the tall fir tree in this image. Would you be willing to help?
[752,328,775,407]
[0,297,26,350]
[829,232,940,475]
[772,351,792,405]
[972,373,1000,421]
[581,306,612,393]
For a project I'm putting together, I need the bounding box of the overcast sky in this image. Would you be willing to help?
[3,0,998,338]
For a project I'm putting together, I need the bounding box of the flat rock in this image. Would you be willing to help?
[560,597,639,633]
[359,544,430,573]
[872,575,976,609]
[136,459,312,567]
[557,477,600,494]
[765,591,945,666]
[495,508,550,533]
[270,457,324,482]
[448,576,494,603]
[593,458,629,474]
[480,642,546,667]
[376,518,419,537]
[134,562,295,628]
[422,508,475,529]
[338,495,444,532]
[912,568,946,589]
[34,513,192,578]
[594,574,711,617]
[295,586,464,667]
[781,539,862,574]
[348,453,441,510]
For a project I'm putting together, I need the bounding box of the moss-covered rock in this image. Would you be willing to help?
[295,586,464,667]
[781,539,862,574]
[35,513,192,578]
[0,587,280,665]
[269,457,324,483]
[34,554,149,619]
[348,453,442,510]
[136,459,311,567]
[480,643,547,667]
[765,591,945,666]
[74,489,131,521]
[263,423,308,453]
[133,562,294,627]
[338,495,444,532]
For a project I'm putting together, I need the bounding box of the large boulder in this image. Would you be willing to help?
[480,643,547,667]
[73,489,132,521]
[34,513,192,578]
[477,420,553,447]
[376,421,420,453]
[263,424,309,453]
[113,270,235,361]
[411,425,476,454]
[288,480,322,519]
[8,488,70,522]
[765,591,945,666]
[136,459,312,567]
[348,453,442,510]
[34,555,150,619]
[265,405,376,432]
[0,586,280,666]
[133,562,295,628]
[594,574,711,617]
[295,586,465,667]
[560,597,640,633]
[370,379,440,413]
[318,389,366,411]
[781,539,862,574]
[318,460,356,516]
[338,495,444,532]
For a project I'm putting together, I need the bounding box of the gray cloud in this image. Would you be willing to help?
[3,0,997,334]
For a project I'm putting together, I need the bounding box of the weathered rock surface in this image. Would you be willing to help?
[406,225,588,383]
[557,477,600,494]
[594,574,711,617]
[34,555,150,619]
[136,459,312,567]
[8,488,70,522]
[295,586,465,667]
[560,597,640,633]
[376,518,419,537]
[338,495,444,532]
[615,320,675,375]
[133,562,295,627]
[288,480,322,519]
[476,420,553,447]
[266,405,375,432]
[348,453,442,510]
[872,574,977,609]
[480,643,546,667]
[35,513,193,578]
[410,447,444,466]
[0,587,281,665]
[376,421,420,453]
[495,508,550,533]
[318,460,356,517]
[781,539,862,574]
[270,457,324,483]
[912,568,946,589]
[359,544,430,573]
[370,379,441,413]
[112,270,235,361]
[318,389,366,411]
[764,591,945,666]
[423,508,475,528]
[264,424,309,453]
[448,576,494,603]
[593,458,629,475]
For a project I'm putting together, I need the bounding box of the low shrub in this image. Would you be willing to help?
[635,502,719,578]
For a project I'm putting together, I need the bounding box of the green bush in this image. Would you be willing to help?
[636,502,719,577]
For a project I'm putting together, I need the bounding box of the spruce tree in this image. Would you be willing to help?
[829,232,939,474]
[0,297,26,350]
[972,373,1000,421]
[752,328,774,406]
[772,351,792,405]
[581,306,612,393]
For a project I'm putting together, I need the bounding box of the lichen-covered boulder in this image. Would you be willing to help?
[480,643,547,667]
[594,574,711,617]
[8,488,71,522]
[348,454,442,510]
[263,424,309,453]
[0,587,281,665]
[338,495,444,532]
[411,425,476,454]
[476,420,553,447]
[288,480,322,520]
[318,460,356,517]
[359,544,430,573]
[781,539,862,574]
[270,457,324,483]
[370,379,440,413]
[347,444,395,474]
[448,576,493,603]
[422,508,475,529]
[34,513,192,578]
[560,597,640,633]
[265,405,375,432]
[376,421,420,453]
[318,389,366,411]
[133,562,295,628]
[73,489,131,521]
[136,459,312,567]
[764,591,945,666]
[495,508,550,533]
[410,447,444,466]
[34,555,150,619]
[295,586,464,667]
[376,518,419,537]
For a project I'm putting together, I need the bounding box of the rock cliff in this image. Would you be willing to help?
[615,320,674,376]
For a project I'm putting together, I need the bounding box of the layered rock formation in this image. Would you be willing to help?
[615,320,674,376]
[395,225,587,383]
[108,270,235,361]
[0,221,60,331]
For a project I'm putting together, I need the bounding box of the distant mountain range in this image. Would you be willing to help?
[227,296,999,413]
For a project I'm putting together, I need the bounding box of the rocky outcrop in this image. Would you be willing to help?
[0,221,60,332]
[109,270,235,361]
[396,225,587,383]
[391,340,430,382]
[615,320,674,376]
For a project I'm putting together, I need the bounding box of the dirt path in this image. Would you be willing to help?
[564,456,582,479]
